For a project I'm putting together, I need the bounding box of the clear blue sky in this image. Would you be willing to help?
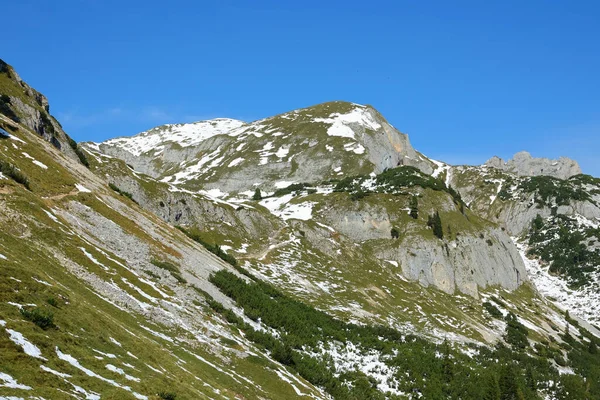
[3,1,599,175]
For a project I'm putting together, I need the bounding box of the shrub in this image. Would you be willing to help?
[157,392,176,400]
[390,227,399,239]
[483,301,503,319]
[427,211,443,239]
[66,134,90,168]
[0,95,20,123]
[151,259,186,284]
[108,183,137,203]
[409,195,419,219]
[176,226,243,271]
[20,307,55,330]
[252,188,262,200]
[0,159,30,189]
[47,297,59,308]
[273,182,313,197]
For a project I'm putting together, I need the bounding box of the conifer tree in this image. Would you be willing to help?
[409,195,419,219]
[252,188,262,201]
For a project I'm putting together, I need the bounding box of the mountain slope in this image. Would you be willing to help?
[92,101,435,194]
[3,60,600,399]
[0,71,326,399]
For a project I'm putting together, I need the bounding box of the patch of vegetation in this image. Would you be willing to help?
[528,214,600,288]
[273,182,313,197]
[427,211,444,240]
[504,312,529,350]
[0,94,20,123]
[46,297,59,308]
[20,307,55,330]
[390,227,399,239]
[208,269,600,400]
[0,158,30,189]
[157,391,177,400]
[334,166,465,206]
[519,176,593,208]
[108,183,137,203]
[151,259,187,284]
[66,134,90,168]
[252,188,262,200]
[483,301,503,319]
[175,226,252,277]
[409,195,419,219]
[38,109,56,137]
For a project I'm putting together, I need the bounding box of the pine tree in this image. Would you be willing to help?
[409,195,419,219]
[589,340,598,354]
[252,188,262,201]
[428,211,443,239]
[482,373,501,400]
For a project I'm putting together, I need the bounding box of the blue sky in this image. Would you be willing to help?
[3,1,599,175]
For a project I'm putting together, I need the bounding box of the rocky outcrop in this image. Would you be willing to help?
[0,58,80,161]
[485,151,582,179]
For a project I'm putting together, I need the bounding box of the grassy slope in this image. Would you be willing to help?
[0,115,324,399]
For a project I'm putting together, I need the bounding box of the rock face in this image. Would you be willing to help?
[89,101,435,194]
[485,151,582,179]
[0,58,80,162]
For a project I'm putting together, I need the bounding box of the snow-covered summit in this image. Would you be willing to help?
[100,118,246,157]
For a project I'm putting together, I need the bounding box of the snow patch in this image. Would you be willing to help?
[75,184,92,193]
[5,330,45,359]
[228,157,244,167]
[0,372,31,390]
[314,107,381,139]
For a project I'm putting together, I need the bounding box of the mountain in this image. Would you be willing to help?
[2,58,600,399]
[484,151,582,180]
[93,101,435,194]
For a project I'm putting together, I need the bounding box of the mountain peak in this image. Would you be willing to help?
[484,151,582,179]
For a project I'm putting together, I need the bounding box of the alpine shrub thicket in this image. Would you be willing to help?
[207,269,600,399]
[0,158,30,189]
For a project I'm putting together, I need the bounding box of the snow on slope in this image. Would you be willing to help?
[516,240,600,325]
[314,105,382,139]
[102,118,246,156]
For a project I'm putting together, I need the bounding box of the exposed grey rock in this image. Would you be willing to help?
[485,151,582,179]
[89,102,435,194]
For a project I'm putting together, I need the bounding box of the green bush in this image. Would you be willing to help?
[273,182,313,197]
[427,211,444,239]
[151,259,186,284]
[66,134,90,168]
[175,226,247,276]
[20,307,55,330]
[157,392,176,400]
[108,183,137,203]
[483,301,503,319]
[409,195,419,219]
[0,159,30,189]
[0,94,20,123]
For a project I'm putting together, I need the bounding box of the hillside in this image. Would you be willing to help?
[2,58,600,399]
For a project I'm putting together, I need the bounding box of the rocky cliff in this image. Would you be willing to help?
[485,151,582,179]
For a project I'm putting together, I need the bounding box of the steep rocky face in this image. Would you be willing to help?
[448,164,600,324]
[90,101,435,194]
[0,59,86,165]
[485,151,582,179]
